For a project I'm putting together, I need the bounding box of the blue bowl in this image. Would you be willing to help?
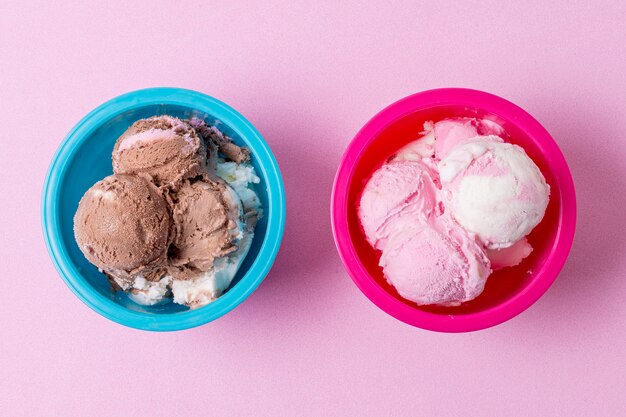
[42,88,286,331]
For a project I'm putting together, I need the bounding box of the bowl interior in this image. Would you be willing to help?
[58,104,269,315]
[347,104,562,316]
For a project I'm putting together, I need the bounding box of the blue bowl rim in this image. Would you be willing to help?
[42,87,286,331]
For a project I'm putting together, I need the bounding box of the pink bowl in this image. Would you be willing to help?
[331,88,576,332]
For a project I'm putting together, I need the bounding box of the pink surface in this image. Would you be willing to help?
[0,1,625,416]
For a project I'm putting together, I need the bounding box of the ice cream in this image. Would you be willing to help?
[170,159,261,307]
[112,115,207,189]
[167,178,241,278]
[359,160,439,250]
[359,159,491,306]
[73,174,171,278]
[439,136,550,249]
[358,117,549,306]
[74,115,261,309]
[394,117,505,161]
[380,214,491,306]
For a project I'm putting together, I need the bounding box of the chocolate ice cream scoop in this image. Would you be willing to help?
[167,178,242,279]
[113,115,207,189]
[73,174,171,276]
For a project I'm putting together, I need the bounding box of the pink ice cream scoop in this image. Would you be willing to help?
[359,158,492,306]
[379,213,491,306]
[358,160,439,250]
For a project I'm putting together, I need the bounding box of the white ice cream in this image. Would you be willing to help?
[128,276,171,306]
[439,136,550,249]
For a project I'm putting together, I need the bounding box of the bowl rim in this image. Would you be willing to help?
[42,87,286,331]
[331,88,576,333]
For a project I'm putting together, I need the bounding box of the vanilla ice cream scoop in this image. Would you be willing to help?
[439,135,550,249]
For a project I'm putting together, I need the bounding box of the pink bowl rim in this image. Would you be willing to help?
[331,88,577,333]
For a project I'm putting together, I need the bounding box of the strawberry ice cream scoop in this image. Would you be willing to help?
[359,159,491,306]
[439,135,550,249]
[358,160,439,250]
[379,214,491,306]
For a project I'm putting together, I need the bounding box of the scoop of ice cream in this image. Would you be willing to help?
[167,177,242,279]
[112,116,207,188]
[486,237,533,270]
[439,135,550,249]
[73,174,171,275]
[359,160,439,250]
[171,161,261,308]
[379,214,491,306]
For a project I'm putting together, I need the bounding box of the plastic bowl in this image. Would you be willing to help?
[331,88,576,332]
[42,87,286,331]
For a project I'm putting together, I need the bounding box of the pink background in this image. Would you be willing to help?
[1,1,625,416]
